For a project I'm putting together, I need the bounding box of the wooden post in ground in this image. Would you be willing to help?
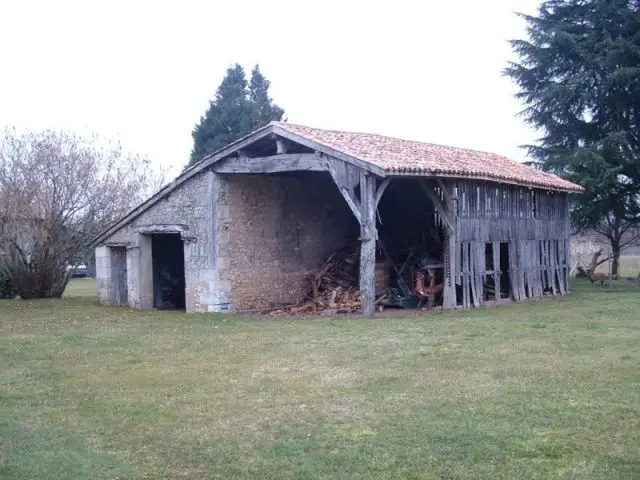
[359,173,377,317]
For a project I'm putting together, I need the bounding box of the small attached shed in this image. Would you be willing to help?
[93,122,583,316]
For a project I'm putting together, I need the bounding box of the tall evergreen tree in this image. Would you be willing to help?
[505,0,640,275]
[249,65,285,130]
[189,64,284,166]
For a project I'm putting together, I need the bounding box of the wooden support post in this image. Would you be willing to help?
[443,180,457,309]
[359,173,377,317]
[442,231,457,309]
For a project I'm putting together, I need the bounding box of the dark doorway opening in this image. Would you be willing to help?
[376,179,446,309]
[500,242,511,298]
[151,233,185,310]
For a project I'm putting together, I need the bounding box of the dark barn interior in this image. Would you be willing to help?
[151,233,185,310]
[375,179,446,309]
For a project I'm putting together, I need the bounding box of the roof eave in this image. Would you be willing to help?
[383,170,584,193]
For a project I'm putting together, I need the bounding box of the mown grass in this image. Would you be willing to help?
[1,279,639,479]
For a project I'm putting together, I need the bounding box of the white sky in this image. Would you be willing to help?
[0,0,540,178]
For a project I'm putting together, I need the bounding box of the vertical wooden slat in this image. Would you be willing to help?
[547,240,556,295]
[493,242,501,300]
[478,242,485,304]
[556,240,566,295]
[462,242,469,308]
[524,241,532,298]
[518,241,527,300]
[543,239,550,294]
[509,241,519,301]
[455,242,462,286]
[535,240,543,297]
[469,242,478,307]
[564,239,571,293]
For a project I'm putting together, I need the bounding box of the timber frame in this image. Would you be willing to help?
[93,123,575,317]
[210,133,572,316]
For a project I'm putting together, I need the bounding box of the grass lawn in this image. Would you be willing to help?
[1,279,639,479]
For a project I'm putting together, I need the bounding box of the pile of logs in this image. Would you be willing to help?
[268,244,363,315]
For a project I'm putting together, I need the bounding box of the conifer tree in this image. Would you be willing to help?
[189,64,284,166]
[505,0,640,274]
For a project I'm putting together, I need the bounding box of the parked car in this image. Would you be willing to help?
[67,263,88,278]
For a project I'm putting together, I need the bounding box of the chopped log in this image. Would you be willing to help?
[290,302,315,313]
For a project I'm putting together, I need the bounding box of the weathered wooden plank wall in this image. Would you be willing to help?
[110,247,128,306]
[452,180,571,308]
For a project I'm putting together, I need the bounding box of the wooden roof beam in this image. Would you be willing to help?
[213,153,324,174]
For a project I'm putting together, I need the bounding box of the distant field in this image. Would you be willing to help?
[572,253,640,278]
[616,255,640,277]
[1,279,639,479]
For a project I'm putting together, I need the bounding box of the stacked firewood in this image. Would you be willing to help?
[268,244,362,315]
[311,244,359,299]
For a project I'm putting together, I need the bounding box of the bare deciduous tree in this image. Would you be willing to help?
[0,128,164,298]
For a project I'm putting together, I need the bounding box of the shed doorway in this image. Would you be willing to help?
[151,233,185,310]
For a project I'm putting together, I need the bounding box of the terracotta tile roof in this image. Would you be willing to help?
[274,122,583,193]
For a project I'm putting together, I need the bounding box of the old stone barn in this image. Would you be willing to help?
[93,122,583,316]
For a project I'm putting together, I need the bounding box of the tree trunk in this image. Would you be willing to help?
[611,240,621,278]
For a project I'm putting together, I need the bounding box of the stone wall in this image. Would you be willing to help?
[221,172,358,310]
[96,171,219,312]
[96,169,358,313]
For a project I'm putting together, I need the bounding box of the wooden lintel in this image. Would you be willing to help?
[418,180,454,233]
[213,153,324,174]
[375,178,392,207]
